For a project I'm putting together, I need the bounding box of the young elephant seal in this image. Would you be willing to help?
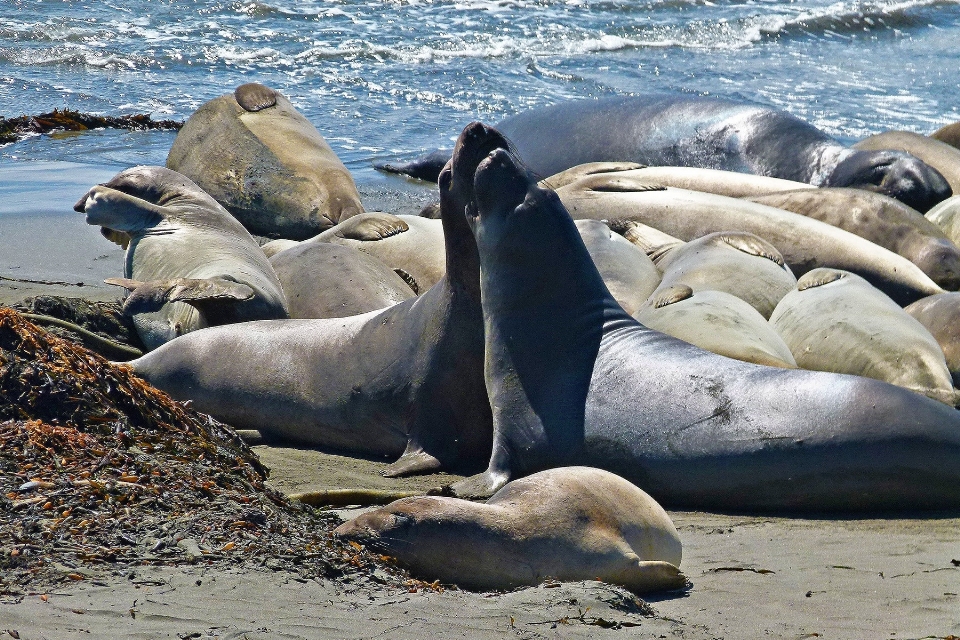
[167,82,363,239]
[448,126,960,512]
[335,466,685,594]
[73,166,288,351]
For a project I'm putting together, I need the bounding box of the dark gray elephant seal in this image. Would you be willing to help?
[335,466,684,594]
[447,127,960,512]
[128,124,511,478]
[854,131,960,197]
[378,96,951,212]
[268,243,414,319]
[769,268,957,406]
[750,188,960,291]
[73,166,288,351]
[167,82,364,240]
[905,292,960,387]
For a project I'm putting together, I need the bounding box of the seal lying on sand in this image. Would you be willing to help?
[447,124,960,512]
[129,125,506,478]
[335,466,685,594]
[167,82,363,240]
[74,166,288,351]
[904,292,960,387]
[378,96,951,212]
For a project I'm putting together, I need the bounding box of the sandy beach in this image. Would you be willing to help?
[1,160,959,640]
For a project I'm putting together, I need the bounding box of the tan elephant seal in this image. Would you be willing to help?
[769,268,957,405]
[268,243,415,319]
[634,286,797,368]
[575,219,660,315]
[308,212,445,293]
[854,131,960,196]
[924,195,960,248]
[750,187,960,290]
[335,466,685,594]
[167,82,364,240]
[554,173,945,305]
[73,166,288,351]
[904,292,960,387]
[649,231,797,319]
[931,122,960,150]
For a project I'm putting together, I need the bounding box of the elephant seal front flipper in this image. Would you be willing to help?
[106,276,255,318]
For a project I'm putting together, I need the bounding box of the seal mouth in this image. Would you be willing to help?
[473,148,531,220]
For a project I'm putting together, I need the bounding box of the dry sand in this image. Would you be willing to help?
[2,160,958,639]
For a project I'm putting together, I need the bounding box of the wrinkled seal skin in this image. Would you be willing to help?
[268,243,414,319]
[335,467,685,594]
[130,126,505,478]
[449,128,960,512]
[167,82,364,240]
[378,96,951,212]
[74,166,288,351]
[905,292,960,387]
[769,268,957,406]
[750,188,960,291]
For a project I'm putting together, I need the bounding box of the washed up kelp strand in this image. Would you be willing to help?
[0,308,413,595]
[0,108,181,144]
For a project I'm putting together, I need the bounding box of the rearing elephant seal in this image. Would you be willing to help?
[335,466,685,594]
[167,82,364,240]
[378,96,951,212]
[73,166,288,351]
[447,125,960,512]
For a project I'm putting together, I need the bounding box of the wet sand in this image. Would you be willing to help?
[2,161,959,639]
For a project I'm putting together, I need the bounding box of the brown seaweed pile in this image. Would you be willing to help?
[0,308,412,597]
[0,109,181,145]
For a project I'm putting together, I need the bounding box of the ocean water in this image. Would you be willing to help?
[3,0,960,173]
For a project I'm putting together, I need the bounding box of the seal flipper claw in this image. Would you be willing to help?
[325,212,409,241]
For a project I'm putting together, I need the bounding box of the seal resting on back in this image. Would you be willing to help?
[447,123,960,512]
[128,125,503,478]
[73,166,288,351]
[378,96,951,212]
[334,466,685,594]
[167,82,364,240]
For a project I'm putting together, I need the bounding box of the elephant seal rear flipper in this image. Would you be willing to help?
[374,149,453,183]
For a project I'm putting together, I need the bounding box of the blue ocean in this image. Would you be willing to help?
[1,0,959,284]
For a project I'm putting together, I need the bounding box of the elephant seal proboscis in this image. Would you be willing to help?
[905,292,960,387]
[575,220,661,315]
[378,96,951,212]
[335,466,685,594]
[925,195,960,248]
[854,131,960,197]
[447,125,960,511]
[167,82,364,240]
[128,124,518,478]
[750,187,960,290]
[634,286,797,368]
[269,242,415,319]
[769,268,957,405]
[73,166,288,351]
[307,212,446,293]
[554,172,944,305]
[649,231,796,319]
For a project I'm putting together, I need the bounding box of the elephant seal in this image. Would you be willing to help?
[268,243,414,319]
[167,82,364,240]
[924,196,960,247]
[309,212,446,293]
[575,220,660,315]
[769,268,957,405]
[854,131,960,196]
[447,127,960,511]
[554,172,944,305]
[750,188,960,290]
[378,96,951,212]
[634,286,797,368]
[335,466,685,594]
[73,166,288,351]
[904,292,960,387]
[931,122,960,150]
[128,124,512,478]
[649,231,796,319]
